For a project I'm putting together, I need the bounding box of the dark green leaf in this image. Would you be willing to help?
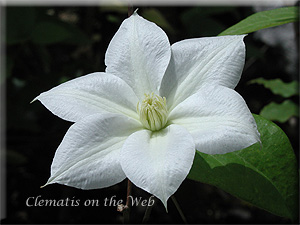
[106,14,122,24]
[188,114,298,220]
[181,7,232,36]
[31,21,91,45]
[219,6,299,36]
[31,21,72,44]
[248,78,299,98]
[185,17,226,37]
[260,100,299,123]
[142,9,175,34]
[61,23,91,45]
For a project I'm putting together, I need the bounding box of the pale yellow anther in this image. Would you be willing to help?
[137,93,168,131]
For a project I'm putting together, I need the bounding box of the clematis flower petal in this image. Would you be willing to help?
[160,35,246,110]
[44,114,143,189]
[105,12,171,99]
[33,72,139,122]
[168,85,260,154]
[120,124,195,208]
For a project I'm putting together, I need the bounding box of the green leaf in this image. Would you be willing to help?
[181,7,233,36]
[106,14,122,24]
[248,78,299,98]
[142,9,175,34]
[188,114,298,220]
[184,16,226,37]
[62,23,92,45]
[31,21,91,45]
[260,100,299,123]
[218,6,299,36]
[31,21,72,44]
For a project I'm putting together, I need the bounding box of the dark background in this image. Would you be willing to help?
[2,5,299,224]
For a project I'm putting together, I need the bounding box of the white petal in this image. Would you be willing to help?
[34,72,139,122]
[105,12,171,99]
[169,85,260,154]
[44,114,143,189]
[120,124,195,208]
[160,35,246,110]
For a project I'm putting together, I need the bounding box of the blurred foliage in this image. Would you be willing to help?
[7,7,91,45]
[249,78,299,98]
[3,5,298,224]
[248,78,299,123]
[142,8,175,34]
[260,100,299,123]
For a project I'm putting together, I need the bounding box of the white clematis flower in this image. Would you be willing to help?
[34,12,260,208]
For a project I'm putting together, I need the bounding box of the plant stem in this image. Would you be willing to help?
[128,5,134,17]
[126,179,132,206]
[171,195,188,224]
[142,196,156,223]
[123,179,132,223]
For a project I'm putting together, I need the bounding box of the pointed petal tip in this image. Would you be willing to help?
[40,176,56,188]
[133,8,139,15]
[40,182,48,188]
[254,128,262,149]
[224,33,247,38]
[240,33,248,40]
[232,33,247,41]
[163,199,169,213]
[154,194,169,212]
[258,139,263,150]
[30,96,39,104]
[129,8,139,18]
[154,190,173,213]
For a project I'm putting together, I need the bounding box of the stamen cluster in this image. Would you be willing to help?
[137,93,168,131]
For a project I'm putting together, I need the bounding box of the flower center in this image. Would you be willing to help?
[137,93,168,131]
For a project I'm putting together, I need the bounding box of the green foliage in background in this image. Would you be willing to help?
[248,78,299,123]
[260,100,298,123]
[249,78,299,98]
[142,8,175,34]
